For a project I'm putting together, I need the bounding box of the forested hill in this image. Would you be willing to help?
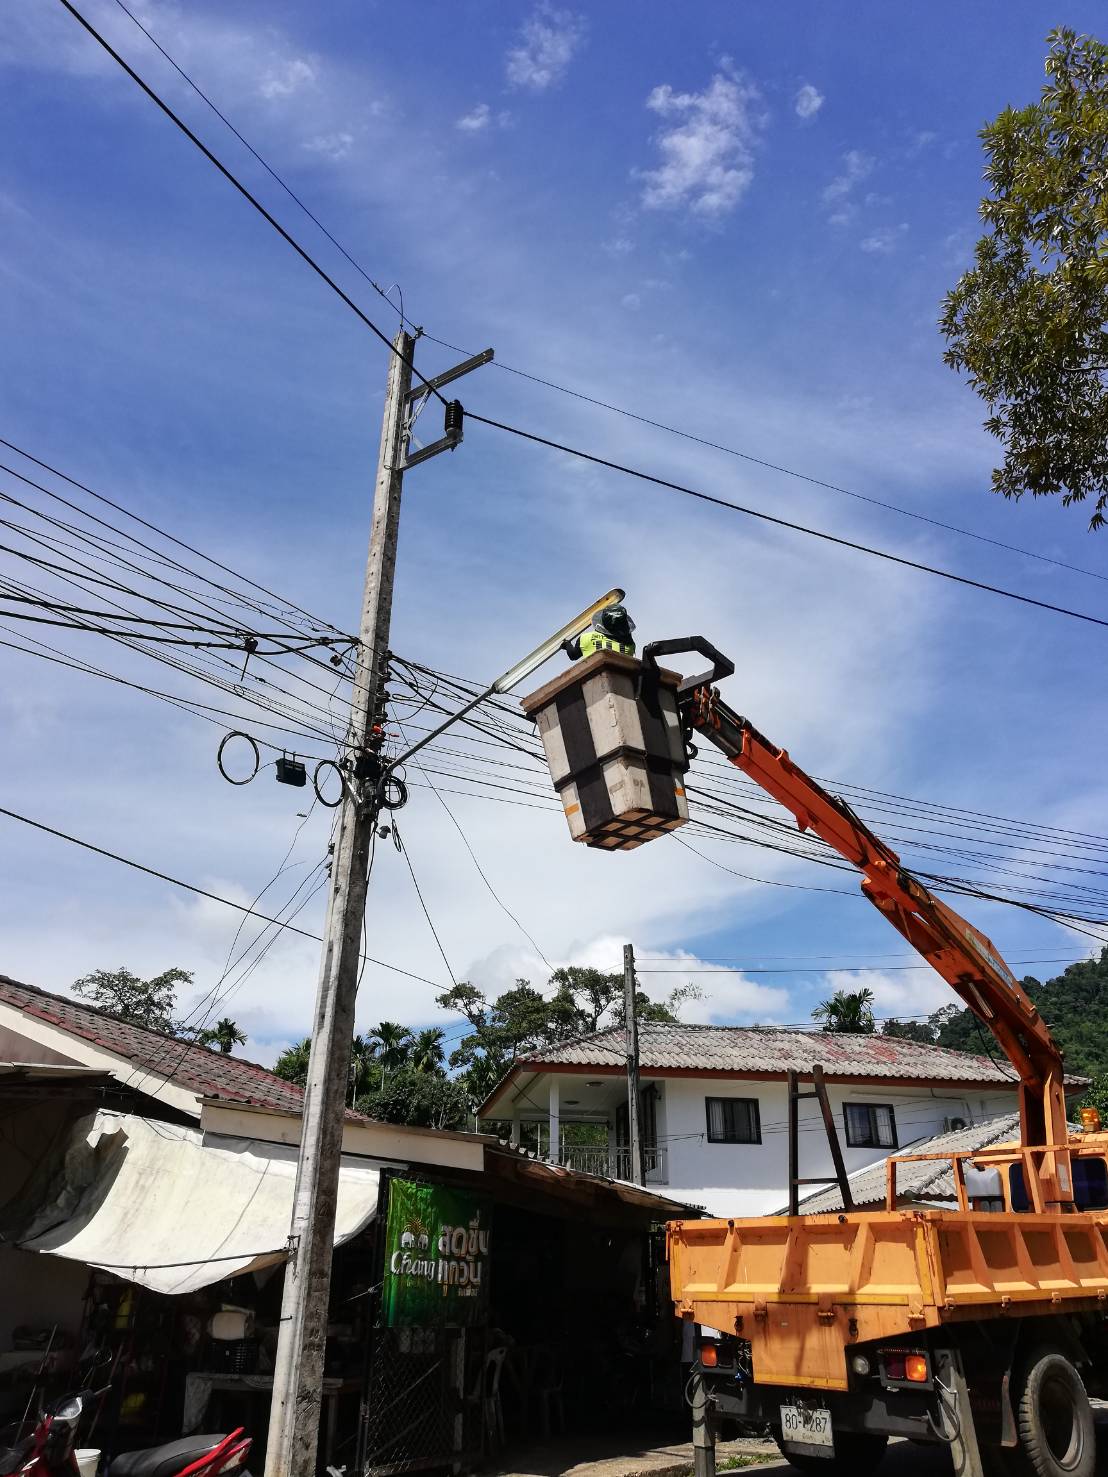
[883,948,1108,1080]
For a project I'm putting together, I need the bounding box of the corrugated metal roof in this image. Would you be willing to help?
[520,1021,1022,1083]
[795,1113,1022,1214]
[0,974,307,1114]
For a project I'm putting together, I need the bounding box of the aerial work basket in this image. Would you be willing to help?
[521,650,689,851]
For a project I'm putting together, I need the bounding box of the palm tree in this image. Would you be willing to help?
[273,1037,312,1086]
[410,1027,446,1075]
[197,1017,248,1054]
[812,988,876,1034]
[349,1033,380,1103]
[366,1021,412,1085]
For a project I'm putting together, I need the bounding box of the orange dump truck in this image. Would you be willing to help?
[530,636,1108,1477]
[669,1129,1108,1477]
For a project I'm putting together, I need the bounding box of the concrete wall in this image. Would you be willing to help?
[0,1022,78,1066]
[657,1077,1019,1217]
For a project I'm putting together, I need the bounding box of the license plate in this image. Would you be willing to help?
[779,1404,833,1454]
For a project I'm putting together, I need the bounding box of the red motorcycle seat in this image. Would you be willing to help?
[108,1437,228,1477]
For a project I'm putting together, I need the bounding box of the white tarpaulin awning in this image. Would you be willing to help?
[19,1110,380,1295]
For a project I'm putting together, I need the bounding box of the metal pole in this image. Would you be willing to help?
[264,329,414,1477]
[691,1370,716,1477]
[623,942,645,1185]
[787,1069,800,1216]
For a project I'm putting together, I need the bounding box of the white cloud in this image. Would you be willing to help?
[620,292,641,311]
[639,71,766,218]
[258,57,316,100]
[795,83,824,121]
[822,149,874,206]
[860,223,908,254]
[505,5,586,92]
[456,103,491,133]
[822,968,953,1019]
[455,104,513,134]
[303,132,355,161]
[602,237,635,256]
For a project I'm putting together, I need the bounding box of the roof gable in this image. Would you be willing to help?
[0,973,306,1114]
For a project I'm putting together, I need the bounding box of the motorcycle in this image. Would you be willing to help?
[0,1387,251,1477]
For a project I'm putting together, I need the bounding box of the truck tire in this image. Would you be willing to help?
[1015,1348,1094,1477]
[773,1430,887,1475]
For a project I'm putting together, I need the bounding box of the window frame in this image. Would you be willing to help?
[842,1101,898,1149]
[705,1095,762,1145]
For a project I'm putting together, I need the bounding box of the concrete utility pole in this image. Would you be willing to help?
[623,942,645,1185]
[265,328,414,1477]
[263,329,493,1477]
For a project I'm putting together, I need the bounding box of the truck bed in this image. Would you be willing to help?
[669,1208,1108,1390]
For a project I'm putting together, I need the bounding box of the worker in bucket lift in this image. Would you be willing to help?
[563,603,636,660]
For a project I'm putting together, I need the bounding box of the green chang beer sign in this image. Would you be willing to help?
[382,1179,493,1328]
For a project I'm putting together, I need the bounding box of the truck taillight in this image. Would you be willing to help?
[699,1341,719,1368]
[882,1349,930,1384]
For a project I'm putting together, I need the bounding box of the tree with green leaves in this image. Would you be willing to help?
[812,987,876,1034]
[365,1021,412,1084]
[73,966,193,1034]
[273,1037,312,1088]
[409,1026,447,1074]
[196,1017,248,1054]
[879,1016,936,1045]
[438,965,701,1111]
[940,28,1108,526]
[355,1069,469,1132]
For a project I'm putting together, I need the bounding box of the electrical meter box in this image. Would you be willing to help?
[521,650,689,851]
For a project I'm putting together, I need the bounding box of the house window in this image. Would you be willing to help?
[844,1103,897,1149]
[705,1097,761,1144]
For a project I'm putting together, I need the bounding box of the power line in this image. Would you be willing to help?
[108,0,411,331]
[99,0,1106,594]
[0,438,346,638]
[391,702,555,970]
[392,820,458,989]
[0,802,448,990]
[635,958,1083,974]
[52,0,445,405]
[0,589,345,648]
[421,334,1108,591]
[65,0,1108,640]
[465,411,1108,634]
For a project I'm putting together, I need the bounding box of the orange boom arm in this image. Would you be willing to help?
[683,681,1074,1210]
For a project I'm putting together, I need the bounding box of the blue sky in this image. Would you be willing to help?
[2,0,1107,1064]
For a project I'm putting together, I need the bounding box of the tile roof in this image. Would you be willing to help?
[795,1113,1021,1214]
[519,1021,1023,1084]
[0,973,306,1114]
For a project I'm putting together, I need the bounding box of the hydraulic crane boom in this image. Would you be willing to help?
[651,643,1074,1211]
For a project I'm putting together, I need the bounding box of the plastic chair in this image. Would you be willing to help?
[528,1346,565,1439]
[467,1346,507,1455]
[481,1347,508,1447]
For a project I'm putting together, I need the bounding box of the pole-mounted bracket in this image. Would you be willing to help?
[400,348,494,472]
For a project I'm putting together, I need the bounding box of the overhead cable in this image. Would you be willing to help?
[0,802,448,990]
[52,0,445,404]
[465,412,1108,634]
[102,0,1106,592]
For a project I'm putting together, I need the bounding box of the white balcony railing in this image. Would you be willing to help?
[556,1144,668,1184]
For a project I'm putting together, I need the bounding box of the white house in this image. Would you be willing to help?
[478,1021,1037,1217]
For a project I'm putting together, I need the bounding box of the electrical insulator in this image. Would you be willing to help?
[444,400,464,444]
